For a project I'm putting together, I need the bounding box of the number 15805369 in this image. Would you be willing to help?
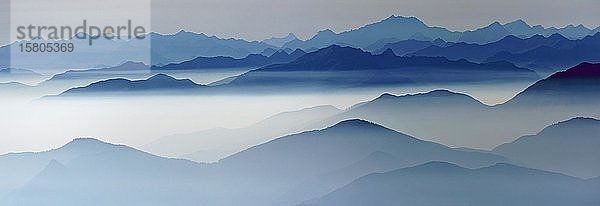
[19,42,75,53]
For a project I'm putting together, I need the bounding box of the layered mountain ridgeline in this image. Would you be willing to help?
[2,16,598,72]
[411,34,570,63]
[409,33,600,74]
[225,45,538,89]
[284,16,599,51]
[303,161,600,206]
[55,74,205,96]
[493,117,600,178]
[151,49,306,70]
[502,62,600,106]
[485,33,600,73]
[0,120,507,206]
[149,31,275,63]
[53,45,539,96]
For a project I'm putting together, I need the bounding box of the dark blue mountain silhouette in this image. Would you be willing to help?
[503,62,600,106]
[152,49,306,70]
[227,45,538,89]
[304,161,600,206]
[412,34,571,64]
[485,33,600,73]
[494,117,600,178]
[57,74,204,96]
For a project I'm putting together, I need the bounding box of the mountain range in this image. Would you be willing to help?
[283,16,599,51]
[224,45,538,90]
[53,45,539,96]
[4,117,598,205]
[407,33,600,74]
[0,120,508,206]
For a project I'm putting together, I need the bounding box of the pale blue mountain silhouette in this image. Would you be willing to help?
[310,90,503,148]
[283,16,598,51]
[262,33,299,47]
[149,30,275,63]
[494,117,600,178]
[283,15,461,50]
[212,119,507,205]
[2,120,506,206]
[458,22,511,44]
[0,68,44,84]
[0,138,141,200]
[1,138,208,206]
[303,161,600,206]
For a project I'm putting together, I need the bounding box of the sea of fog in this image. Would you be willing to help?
[0,70,536,156]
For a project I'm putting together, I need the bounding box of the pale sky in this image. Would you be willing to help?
[150,0,600,40]
[2,0,600,44]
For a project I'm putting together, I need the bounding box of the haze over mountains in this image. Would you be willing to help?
[54,45,539,96]
[493,117,600,178]
[1,120,509,206]
[2,15,598,73]
[284,16,599,52]
[1,12,599,206]
[3,117,600,206]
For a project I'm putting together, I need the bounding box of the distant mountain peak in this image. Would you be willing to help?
[147,73,173,80]
[331,119,377,128]
[63,138,112,148]
[400,161,465,173]
[317,29,337,36]
[379,48,396,57]
[504,19,531,27]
